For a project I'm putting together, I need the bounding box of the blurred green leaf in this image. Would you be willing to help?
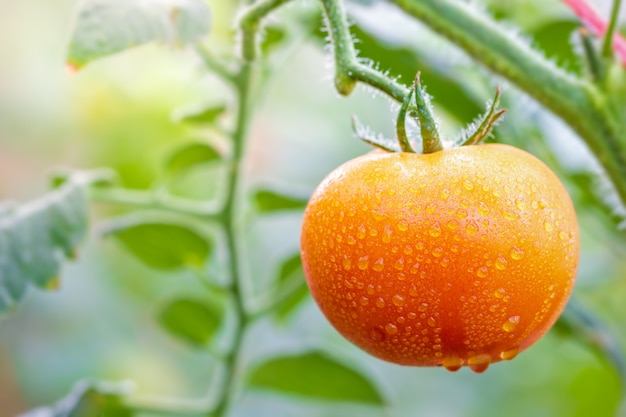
[158,298,222,347]
[67,0,211,69]
[20,380,133,417]
[0,176,89,316]
[531,20,582,74]
[261,26,287,55]
[165,142,223,178]
[249,351,385,404]
[554,298,626,385]
[274,253,310,321]
[174,104,227,125]
[252,189,308,213]
[106,220,212,270]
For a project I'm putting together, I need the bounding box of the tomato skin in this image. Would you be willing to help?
[300,144,579,372]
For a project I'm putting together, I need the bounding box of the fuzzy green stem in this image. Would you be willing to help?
[602,0,623,58]
[239,0,294,62]
[579,28,604,81]
[414,74,443,153]
[395,86,417,153]
[389,0,626,210]
[318,0,408,100]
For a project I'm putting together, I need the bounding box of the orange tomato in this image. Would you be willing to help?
[300,144,579,373]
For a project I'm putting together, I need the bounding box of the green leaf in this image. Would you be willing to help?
[158,298,223,347]
[252,189,308,213]
[67,0,211,69]
[20,380,133,417]
[174,104,227,124]
[0,176,89,316]
[106,219,212,270]
[248,351,385,405]
[554,298,626,384]
[165,142,222,177]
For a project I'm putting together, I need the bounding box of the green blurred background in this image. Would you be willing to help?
[1,0,626,416]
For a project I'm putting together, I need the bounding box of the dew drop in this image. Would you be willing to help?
[463,179,474,190]
[515,198,526,211]
[495,255,508,270]
[370,327,385,342]
[394,258,405,271]
[427,317,436,327]
[543,221,554,232]
[468,354,492,373]
[418,303,428,312]
[373,258,384,272]
[502,316,520,332]
[376,297,385,308]
[408,312,417,320]
[357,225,366,239]
[409,285,419,297]
[502,210,520,220]
[359,296,369,306]
[382,225,393,243]
[392,294,405,307]
[558,231,568,240]
[342,258,352,271]
[510,247,525,260]
[429,223,442,238]
[432,247,443,258]
[397,273,406,281]
[456,209,468,219]
[440,258,450,268]
[426,203,437,214]
[358,256,369,270]
[494,288,506,298]
[476,266,488,278]
[500,346,520,360]
[465,221,479,235]
[442,357,463,372]
[446,220,459,230]
[370,228,378,237]
[397,220,409,232]
[403,245,413,255]
[385,323,398,335]
[478,201,490,216]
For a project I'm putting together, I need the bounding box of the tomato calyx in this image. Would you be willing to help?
[353,72,507,154]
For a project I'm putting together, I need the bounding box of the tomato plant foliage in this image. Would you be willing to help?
[2,0,626,416]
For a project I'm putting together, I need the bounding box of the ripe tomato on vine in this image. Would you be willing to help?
[300,76,579,373]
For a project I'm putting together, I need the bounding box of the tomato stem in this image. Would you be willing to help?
[413,73,443,154]
[461,86,507,146]
[395,84,417,153]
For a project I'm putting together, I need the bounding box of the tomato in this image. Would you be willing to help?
[300,144,579,373]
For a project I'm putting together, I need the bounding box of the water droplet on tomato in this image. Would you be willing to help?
[510,247,525,260]
[392,294,405,307]
[382,225,393,243]
[543,221,554,232]
[373,258,384,272]
[502,316,520,332]
[376,297,385,308]
[432,247,443,258]
[385,323,398,335]
[356,225,366,239]
[342,258,352,270]
[500,346,520,360]
[443,357,463,372]
[494,288,506,298]
[394,258,405,270]
[476,266,488,278]
[463,179,474,190]
[495,255,508,270]
[397,220,409,232]
[468,354,492,373]
[418,303,428,312]
[429,223,442,237]
[358,256,369,270]
[515,198,526,211]
[478,201,490,216]
[427,317,436,327]
[465,221,479,235]
[502,209,520,220]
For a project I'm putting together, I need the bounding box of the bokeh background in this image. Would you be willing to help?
[1,0,626,416]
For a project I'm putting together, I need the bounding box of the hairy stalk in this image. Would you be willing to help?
[601,0,623,58]
[318,0,408,100]
[209,63,254,417]
[239,0,294,62]
[382,0,626,209]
